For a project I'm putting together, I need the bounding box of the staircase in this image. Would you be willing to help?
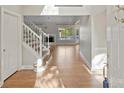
[23,22,50,72]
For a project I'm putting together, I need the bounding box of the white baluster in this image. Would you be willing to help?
[23,23,48,57]
[43,33,44,48]
[23,25,25,42]
[33,34,35,51]
[29,30,30,46]
[28,30,30,46]
[48,34,49,48]
[35,36,37,52]
[40,35,42,57]
[27,28,29,45]
[36,37,38,53]
[37,38,38,54]
[30,31,32,47]
[25,26,26,43]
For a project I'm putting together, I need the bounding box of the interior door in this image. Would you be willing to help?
[3,12,18,80]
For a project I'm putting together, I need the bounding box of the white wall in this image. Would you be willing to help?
[58,5,107,16]
[22,5,44,15]
[58,7,90,15]
[91,9,107,70]
[79,6,107,69]
[0,8,2,86]
[91,10,107,53]
[22,44,40,68]
[0,5,44,15]
[37,22,58,34]
[80,16,91,68]
[0,5,22,14]
[86,5,107,16]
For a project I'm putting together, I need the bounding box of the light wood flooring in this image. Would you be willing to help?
[3,45,102,88]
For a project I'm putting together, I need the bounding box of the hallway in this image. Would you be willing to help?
[54,45,102,88]
[3,45,102,88]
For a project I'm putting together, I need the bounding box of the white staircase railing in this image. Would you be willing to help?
[24,21,50,49]
[23,22,51,72]
[25,21,41,35]
[23,23,42,57]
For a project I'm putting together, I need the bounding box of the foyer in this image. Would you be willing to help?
[3,45,101,88]
[1,5,124,88]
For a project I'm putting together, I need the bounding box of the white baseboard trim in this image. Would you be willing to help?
[0,81,4,87]
[19,65,33,70]
[80,51,91,70]
[20,55,53,71]
[91,69,103,75]
[82,64,92,74]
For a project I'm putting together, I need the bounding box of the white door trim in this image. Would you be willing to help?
[0,7,22,84]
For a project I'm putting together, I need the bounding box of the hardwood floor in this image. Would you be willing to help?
[3,45,102,88]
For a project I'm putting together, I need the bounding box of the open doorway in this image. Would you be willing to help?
[24,16,82,45]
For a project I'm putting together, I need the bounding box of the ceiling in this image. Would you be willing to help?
[24,16,84,25]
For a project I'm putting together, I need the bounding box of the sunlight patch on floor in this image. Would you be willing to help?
[34,66,64,88]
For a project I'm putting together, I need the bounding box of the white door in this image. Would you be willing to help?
[2,12,18,80]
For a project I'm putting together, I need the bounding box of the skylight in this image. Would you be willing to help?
[41,5,59,15]
[54,5,83,7]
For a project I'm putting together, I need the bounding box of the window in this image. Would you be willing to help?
[58,27,75,40]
